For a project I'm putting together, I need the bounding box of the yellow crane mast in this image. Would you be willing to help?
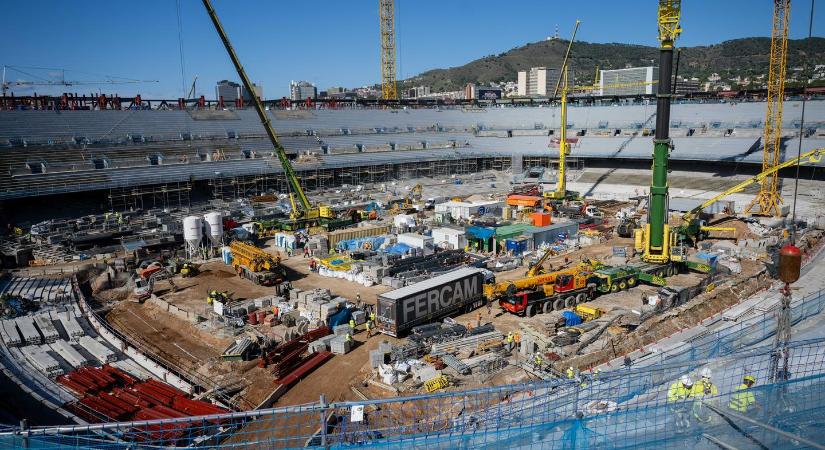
[544,20,580,201]
[746,0,791,216]
[379,0,398,100]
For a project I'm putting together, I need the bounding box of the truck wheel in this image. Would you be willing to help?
[668,265,677,276]
[526,305,536,318]
[610,283,619,293]
[619,281,628,290]
[564,296,575,308]
[575,293,587,304]
[553,298,564,311]
[542,302,552,314]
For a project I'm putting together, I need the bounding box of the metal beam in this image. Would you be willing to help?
[704,401,825,450]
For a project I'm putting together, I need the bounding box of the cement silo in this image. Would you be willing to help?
[183,216,203,259]
[203,212,224,248]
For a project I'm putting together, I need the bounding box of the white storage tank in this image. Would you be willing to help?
[203,212,224,246]
[183,216,203,247]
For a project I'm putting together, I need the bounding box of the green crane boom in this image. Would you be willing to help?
[641,0,682,264]
[201,0,311,212]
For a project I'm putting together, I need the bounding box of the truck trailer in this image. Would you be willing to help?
[376,267,485,337]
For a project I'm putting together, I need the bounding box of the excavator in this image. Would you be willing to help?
[201,0,334,230]
[670,147,824,245]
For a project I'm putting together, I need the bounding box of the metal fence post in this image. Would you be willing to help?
[19,419,28,449]
[319,394,328,448]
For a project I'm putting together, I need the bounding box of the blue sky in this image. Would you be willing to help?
[2,0,821,98]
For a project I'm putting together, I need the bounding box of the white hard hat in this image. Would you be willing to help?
[700,368,712,379]
[680,375,693,386]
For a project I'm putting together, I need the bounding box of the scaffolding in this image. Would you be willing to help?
[108,181,191,211]
[207,156,513,201]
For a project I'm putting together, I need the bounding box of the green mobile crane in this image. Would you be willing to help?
[635,0,683,265]
[201,0,334,230]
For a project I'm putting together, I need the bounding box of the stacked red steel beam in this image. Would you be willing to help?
[59,364,229,433]
[275,351,334,385]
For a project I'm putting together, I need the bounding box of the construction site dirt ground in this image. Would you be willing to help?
[151,261,276,313]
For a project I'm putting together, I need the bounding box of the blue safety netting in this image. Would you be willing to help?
[2,289,825,449]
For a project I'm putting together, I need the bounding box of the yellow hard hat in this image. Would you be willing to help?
[744,375,756,383]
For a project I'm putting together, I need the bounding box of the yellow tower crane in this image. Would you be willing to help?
[544,20,580,201]
[746,0,791,217]
[379,0,398,101]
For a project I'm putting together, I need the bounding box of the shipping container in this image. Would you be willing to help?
[505,237,530,256]
[431,227,467,250]
[531,212,552,227]
[523,222,579,250]
[376,267,485,336]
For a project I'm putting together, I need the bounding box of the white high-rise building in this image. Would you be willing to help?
[290,81,317,101]
[598,67,658,96]
[516,67,571,97]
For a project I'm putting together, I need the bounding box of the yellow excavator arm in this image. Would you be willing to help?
[682,148,824,225]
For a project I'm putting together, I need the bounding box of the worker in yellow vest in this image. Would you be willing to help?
[534,353,543,371]
[506,332,514,352]
[729,375,757,413]
[566,367,576,379]
[349,318,356,333]
[668,375,694,429]
[365,320,372,338]
[692,368,719,423]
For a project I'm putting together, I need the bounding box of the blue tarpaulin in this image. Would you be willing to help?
[467,226,495,239]
[337,236,386,251]
[385,243,412,255]
[328,308,352,328]
[562,311,583,327]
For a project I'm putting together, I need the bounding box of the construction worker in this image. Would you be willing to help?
[344,332,352,343]
[534,353,543,371]
[369,311,376,325]
[566,367,576,379]
[487,300,492,317]
[692,368,719,423]
[729,375,757,413]
[514,331,521,350]
[476,311,482,328]
[693,368,718,398]
[668,375,694,429]
[356,293,362,309]
[365,320,372,338]
[349,318,356,333]
[506,331,514,352]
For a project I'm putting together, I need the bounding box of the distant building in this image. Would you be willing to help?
[464,84,502,100]
[290,81,317,101]
[674,77,700,95]
[407,86,431,98]
[327,87,347,95]
[598,67,658,96]
[216,80,262,103]
[215,80,242,102]
[517,66,572,97]
[243,83,263,102]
